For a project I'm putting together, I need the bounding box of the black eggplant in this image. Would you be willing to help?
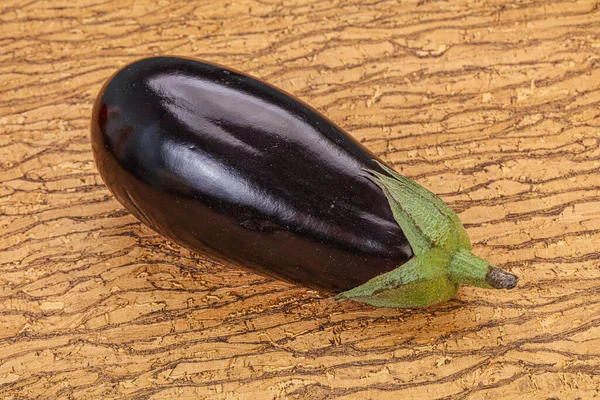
[91,56,517,308]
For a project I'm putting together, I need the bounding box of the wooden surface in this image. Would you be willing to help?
[1,0,600,398]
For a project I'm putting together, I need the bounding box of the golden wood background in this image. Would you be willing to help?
[1,0,600,398]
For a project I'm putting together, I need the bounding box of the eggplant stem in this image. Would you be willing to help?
[447,247,518,289]
[336,161,519,308]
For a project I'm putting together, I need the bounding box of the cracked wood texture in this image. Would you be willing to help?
[1,0,600,399]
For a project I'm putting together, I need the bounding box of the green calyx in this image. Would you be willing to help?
[336,161,518,308]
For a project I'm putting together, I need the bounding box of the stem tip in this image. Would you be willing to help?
[486,266,518,289]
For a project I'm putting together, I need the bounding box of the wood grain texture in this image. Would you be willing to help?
[1,0,600,398]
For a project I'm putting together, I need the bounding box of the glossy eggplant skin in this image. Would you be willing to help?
[91,56,412,293]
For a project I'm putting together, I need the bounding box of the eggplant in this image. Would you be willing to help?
[91,56,517,308]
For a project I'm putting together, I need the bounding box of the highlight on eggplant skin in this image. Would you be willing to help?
[90,56,518,308]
